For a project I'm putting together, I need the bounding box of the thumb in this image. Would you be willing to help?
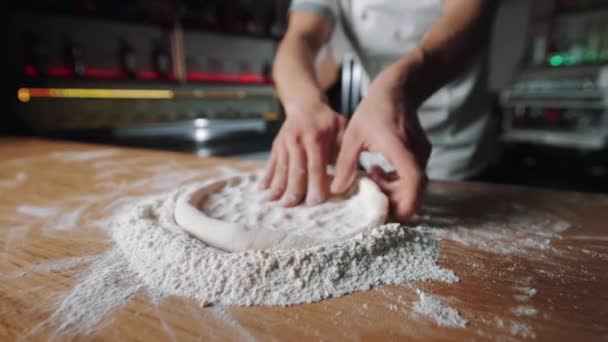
[379,136,422,184]
[330,129,361,194]
[378,137,426,220]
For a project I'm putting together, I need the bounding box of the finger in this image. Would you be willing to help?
[332,115,348,163]
[330,129,361,195]
[280,141,307,207]
[304,138,329,206]
[264,147,288,201]
[379,136,423,188]
[258,149,277,189]
[378,137,426,221]
[368,165,390,192]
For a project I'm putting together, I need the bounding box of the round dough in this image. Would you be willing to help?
[174,172,388,252]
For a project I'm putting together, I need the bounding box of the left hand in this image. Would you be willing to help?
[330,67,431,223]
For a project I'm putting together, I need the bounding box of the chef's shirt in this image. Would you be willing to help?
[290,0,498,180]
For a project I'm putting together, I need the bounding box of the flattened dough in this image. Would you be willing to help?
[174,172,388,252]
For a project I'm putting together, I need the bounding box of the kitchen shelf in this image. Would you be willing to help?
[10,7,283,42]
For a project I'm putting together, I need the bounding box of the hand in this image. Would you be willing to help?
[330,70,431,223]
[260,101,347,207]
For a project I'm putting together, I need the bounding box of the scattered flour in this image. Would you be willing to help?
[413,289,468,328]
[111,183,457,306]
[512,305,537,317]
[49,149,121,162]
[3,150,576,338]
[17,205,62,218]
[513,286,537,301]
[9,254,101,279]
[0,172,27,188]
[416,198,571,257]
[34,251,142,336]
[509,321,536,339]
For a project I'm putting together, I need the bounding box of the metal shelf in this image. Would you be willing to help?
[502,129,607,150]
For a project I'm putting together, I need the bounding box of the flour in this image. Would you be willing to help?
[17,205,61,218]
[509,321,536,338]
[413,289,468,327]
[3,148,578,338]
[0,172,28,188]
[111,186,457,306]
[513,286,537,301]
[8,254,101,279]
[416,197,571,257]
[37,251,142,336]
[512,305,537,317]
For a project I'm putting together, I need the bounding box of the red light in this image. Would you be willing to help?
[85,68,126,79]
[544,109,560,123]
[186,72,270,84]
[186,72,211,82]
[47,66,74,78]
[238,73,265,83]
[137,70,160,80]
[23,65,38,77]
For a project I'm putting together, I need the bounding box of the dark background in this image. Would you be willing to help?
[4,0,608,193]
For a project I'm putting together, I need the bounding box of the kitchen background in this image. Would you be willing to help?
[3,0,608,193]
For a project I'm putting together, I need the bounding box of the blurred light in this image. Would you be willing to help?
[47,66,74,77]
[563,55,576,66]
[23,65,38,77]
[85,68,125,79]
[17,88,30,103]
[544,109,560,123]
[548,55,564,67]
[137,70,160,80]
[17,88,174,100]
[263,111,279,121]
[238,73,265,83]
[186,72,270,84]
[194,128,210,141]
[194,118,210,127]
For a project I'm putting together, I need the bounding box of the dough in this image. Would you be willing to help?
[173,172,388,252]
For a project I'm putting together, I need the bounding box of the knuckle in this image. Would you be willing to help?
[305,130,325,145]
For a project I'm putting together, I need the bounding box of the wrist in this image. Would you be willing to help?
[282,95,329,118]
[381,47,428,109]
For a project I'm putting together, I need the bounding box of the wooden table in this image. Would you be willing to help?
[1,138,607,341]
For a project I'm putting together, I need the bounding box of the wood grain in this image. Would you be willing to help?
[1,138,607,341]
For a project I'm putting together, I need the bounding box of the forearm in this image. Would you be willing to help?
[382,0,497,108]
[273,33,327,114]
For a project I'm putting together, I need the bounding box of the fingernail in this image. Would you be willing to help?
[306,191,321,206]
[279,193,296,206]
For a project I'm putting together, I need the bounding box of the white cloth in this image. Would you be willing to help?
[291,0,498,180]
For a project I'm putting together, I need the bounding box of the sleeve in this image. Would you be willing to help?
[289,0,339,29]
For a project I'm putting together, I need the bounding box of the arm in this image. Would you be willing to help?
[261,9,347,207]
[331,0,498,222]
[272,11,332,111]
[378,0,498,108]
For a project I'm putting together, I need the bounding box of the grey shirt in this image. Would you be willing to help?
[291,0,498,180]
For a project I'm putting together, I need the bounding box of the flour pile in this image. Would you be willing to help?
[111,177,457,307]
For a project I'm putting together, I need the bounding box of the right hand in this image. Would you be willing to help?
[259,101,346,207]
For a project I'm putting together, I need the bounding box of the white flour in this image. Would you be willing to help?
[512,305,537,317]
[413,289,468,327]
[111,185,457,306]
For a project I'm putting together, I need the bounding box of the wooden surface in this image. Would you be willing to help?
[1,138,607,341]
